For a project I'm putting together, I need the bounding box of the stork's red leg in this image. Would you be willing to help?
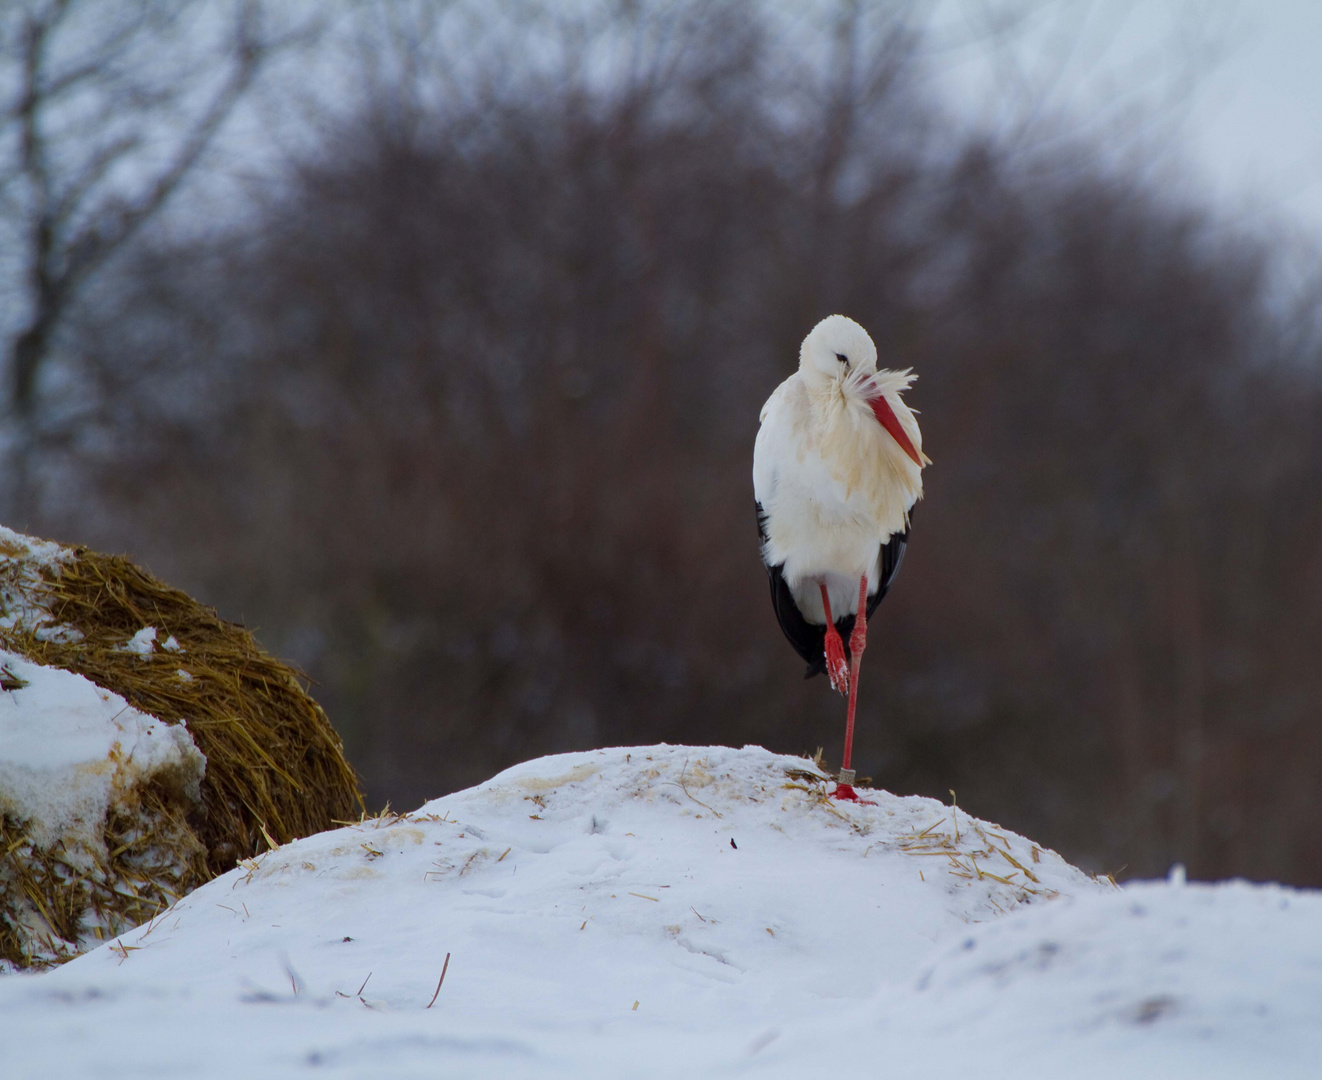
[835,574,870,802]
[819,583,849,695]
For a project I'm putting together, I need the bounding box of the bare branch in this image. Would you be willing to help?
[63,26,263,290]
[3,0,282,425]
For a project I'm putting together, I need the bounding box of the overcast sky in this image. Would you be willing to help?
[931,0,1322,243]
[1178,0,1322,238]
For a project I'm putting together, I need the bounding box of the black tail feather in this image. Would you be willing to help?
[756,501,911,680]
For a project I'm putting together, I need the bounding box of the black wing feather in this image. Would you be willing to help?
[756,501,912,679]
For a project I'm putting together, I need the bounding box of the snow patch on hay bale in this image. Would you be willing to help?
[0,526,362,969]
[0,652,206,967]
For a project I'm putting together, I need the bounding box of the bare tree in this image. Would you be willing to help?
[0,0,298,513]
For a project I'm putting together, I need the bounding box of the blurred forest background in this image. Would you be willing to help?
[3,0,1321,885]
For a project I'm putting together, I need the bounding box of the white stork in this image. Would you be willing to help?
[753,314,929,800]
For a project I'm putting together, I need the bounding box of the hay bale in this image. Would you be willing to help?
[0,526,362,969]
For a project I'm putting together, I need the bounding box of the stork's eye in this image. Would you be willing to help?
[835,353,848,364]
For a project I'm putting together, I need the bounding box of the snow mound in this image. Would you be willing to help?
[0,744,1316,1078]
[928,877,1322,1042]
[76,745,1103,999]
[772,877,1322,1078]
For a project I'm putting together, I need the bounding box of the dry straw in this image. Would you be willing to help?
[0,534,362,968]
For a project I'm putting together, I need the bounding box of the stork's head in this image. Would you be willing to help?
[799,314,878,386]
[798,314,928,468]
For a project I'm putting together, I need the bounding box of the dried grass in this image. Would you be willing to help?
[780,765,1068,912]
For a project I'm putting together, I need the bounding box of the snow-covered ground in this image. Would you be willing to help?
[1,743,1318,1079]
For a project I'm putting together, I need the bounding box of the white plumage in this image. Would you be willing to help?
[753,314,929,796]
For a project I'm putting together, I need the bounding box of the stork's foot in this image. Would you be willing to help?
[824,627,849,695]
[830,782,876,805]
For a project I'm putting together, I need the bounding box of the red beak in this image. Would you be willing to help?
[869,395,925,468]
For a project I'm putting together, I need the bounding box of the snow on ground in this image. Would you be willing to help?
[0,743,1318,1079]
